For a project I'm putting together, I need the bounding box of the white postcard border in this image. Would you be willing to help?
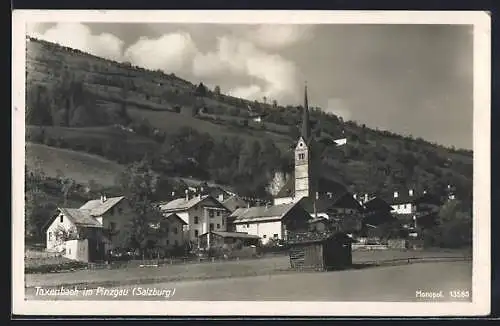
[12,10,491,317]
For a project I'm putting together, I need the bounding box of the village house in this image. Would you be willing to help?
[156,213,188,249]
[157,192,231,245]
[229,201,311,244]
[198,231,260,249]
[219,195,250,213]
[44,195,133,262]
[362,196,395,227]
[387,189,443,230]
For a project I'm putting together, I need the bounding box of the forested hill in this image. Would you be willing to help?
[25,36,473,202]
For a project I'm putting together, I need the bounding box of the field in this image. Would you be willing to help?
[127,108,292,149]
[25,258,472,302]
[25,142,125,187]
[25,249,471,289]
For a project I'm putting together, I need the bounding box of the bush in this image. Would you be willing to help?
[25,256,88,274]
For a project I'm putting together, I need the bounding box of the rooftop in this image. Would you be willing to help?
[79,196,125,216]
[230,202,298,223]
[58,208,102,228]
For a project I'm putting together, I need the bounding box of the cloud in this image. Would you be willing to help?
[193,35,298,102]
[228,85,263,99]
[29,23,124,62]
[124,32,198,73]
[246,24,313,49]
[326,98,351,121]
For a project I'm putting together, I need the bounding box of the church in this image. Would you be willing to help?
[230,85,364,243]
[273,85,363,225]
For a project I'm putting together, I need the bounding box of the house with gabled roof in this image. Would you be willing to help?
[156,213,188,249]
[157,193,231,244]
[45,195,133,262]
[229,201,310,244]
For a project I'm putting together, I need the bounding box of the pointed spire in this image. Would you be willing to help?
[301,82,310,141]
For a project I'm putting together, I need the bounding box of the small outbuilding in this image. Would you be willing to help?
[288,231,354,271]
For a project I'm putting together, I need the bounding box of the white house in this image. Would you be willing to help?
[390,189,422,214]
[157,193,231,244]
[229,201,310,244]
[45,195,132,262]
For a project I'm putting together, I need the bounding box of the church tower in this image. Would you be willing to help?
[294,84,313,200]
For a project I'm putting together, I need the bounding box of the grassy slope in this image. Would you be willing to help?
[26,142,125,187]
[25,37,472,194]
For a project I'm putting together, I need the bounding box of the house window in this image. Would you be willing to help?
[48,232,52,241]
[222,218,225,225]
[217,211,220,216]
[173,227,178,234]
[68,248,71,254]
[194,216,199,224]
[165,226,170,233]
[217,224,220,229]
[209,211,214,218]
[166,239,170,245]
[246,223,250,228]
[60,215,63,223]
[109,222,116,232]
[273,234,278,238]
[194,230,199,237]
[210,223,214,231]
[263,235,267,239]
[117,207,123,214]
[175,240,178,246]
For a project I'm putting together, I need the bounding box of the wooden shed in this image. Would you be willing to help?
[288,231,354,271]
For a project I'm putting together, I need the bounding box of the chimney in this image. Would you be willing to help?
[218,194,224,202]
[409,189,414,197]
[247,202,250,208]
[423,189,427,194]
[101,194,107,203]
[353,193,357,200]
[171,191,175,198]
[364,193,369,203]
[316,192,319,200]
[394,191,399,198]
[185,189,189,201]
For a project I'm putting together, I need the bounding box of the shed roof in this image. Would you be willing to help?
[287,231,355,245]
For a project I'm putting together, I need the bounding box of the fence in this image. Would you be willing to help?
[87,252,288,270]
[356,255,472,268]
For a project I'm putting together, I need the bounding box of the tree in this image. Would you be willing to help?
[195,82,208,97]
[115,159,164,255]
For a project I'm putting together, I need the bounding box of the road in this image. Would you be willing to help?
[26,261,472,302]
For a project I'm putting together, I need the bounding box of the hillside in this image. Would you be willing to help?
[24,36,473,202]
[26,142,125,187]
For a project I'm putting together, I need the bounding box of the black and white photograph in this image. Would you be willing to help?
[12,10,490,316]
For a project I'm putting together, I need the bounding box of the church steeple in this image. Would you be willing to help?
[301,83,310,141]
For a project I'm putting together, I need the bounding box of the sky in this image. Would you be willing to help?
[27,22,473,149]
